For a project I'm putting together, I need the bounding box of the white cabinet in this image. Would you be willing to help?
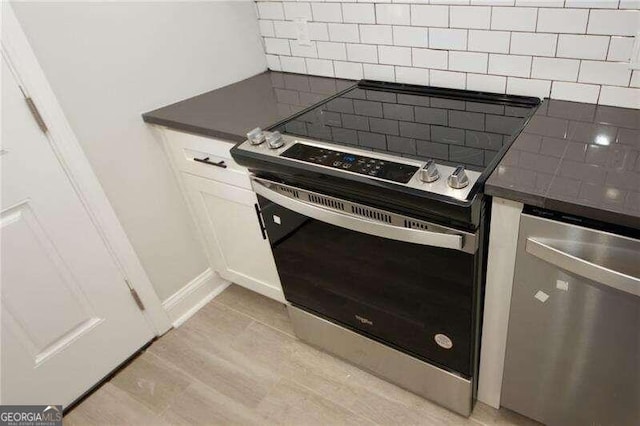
[159,128,284,302]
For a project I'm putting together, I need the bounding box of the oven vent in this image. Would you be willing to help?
[308,194,345,211]
[403,219,430,231]
[278,185,300,199]
[351,205,392,223]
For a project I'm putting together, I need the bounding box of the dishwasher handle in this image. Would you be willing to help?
[526,237,640,298]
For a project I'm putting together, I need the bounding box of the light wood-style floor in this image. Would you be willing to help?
[65,284,539,425]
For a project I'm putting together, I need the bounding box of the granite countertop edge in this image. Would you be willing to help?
[141,114,245,143]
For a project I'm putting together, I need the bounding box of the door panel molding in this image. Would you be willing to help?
[1,3,170,335]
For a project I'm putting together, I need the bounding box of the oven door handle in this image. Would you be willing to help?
[252,179,469,252]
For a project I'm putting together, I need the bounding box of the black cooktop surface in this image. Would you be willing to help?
[271,80,540,174]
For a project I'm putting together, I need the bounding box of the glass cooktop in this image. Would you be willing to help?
[271,82,539,173]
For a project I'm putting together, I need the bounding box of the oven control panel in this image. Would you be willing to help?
[282,143,419,184]
[234,132,481,201]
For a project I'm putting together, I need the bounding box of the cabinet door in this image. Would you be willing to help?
[182,173,284,302]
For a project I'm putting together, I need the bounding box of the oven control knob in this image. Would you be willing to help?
[447,165,469,189]
[419,159,440,183]
[247,127,266,145]
[266,131,285,149]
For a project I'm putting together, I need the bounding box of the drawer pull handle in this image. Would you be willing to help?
[193,156,227,169]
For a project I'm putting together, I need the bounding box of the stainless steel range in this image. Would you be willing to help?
[231,80,540,416]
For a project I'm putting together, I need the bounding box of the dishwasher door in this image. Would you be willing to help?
[501,213,639,426]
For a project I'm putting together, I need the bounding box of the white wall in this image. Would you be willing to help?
[258,0,639,108]
[12,1,267,300]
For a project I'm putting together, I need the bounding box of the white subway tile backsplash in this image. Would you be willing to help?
[290,40,318,58]
[395,66,430,85]
[309,23,330,41]
[551,82,600,103]
[507,77,552,97]
[429,28,468,50]
[266,54,281,71]
[342,4,375,23]
[328,23,360,42]
[431,0,467,3]
[274,20,296,38]
[471,0,514,4]
[265,37,291,55]
[430,70,466,89]
[565,0,618,8]
[466,73,507,93]
[619,0,640,9]
[578,61,633,86]
[306,58,335,77]
[608,37,635,61]
[317,41,347,60]
[516,0,563,6]
[468,30,510,53]
[311,3,342,22]
[432,0,471,4]
[412,48,448,69]
[280,55,307,73]
[489,54,532,77]
[347,43,378,62]
[537,8,589,34]
[599,86,640,108]
[258,2,284,20]
[363,63,396,80]
[588,10,639,36]
[491,7,537,31]
[411,5,449,28]
[449,51,489,73]
[531,57,580,81]
[259,0,638,108]
[557,35,609,60]
[360,25,393,45]
[393,26,429,48]
[379,46,412,66]
[510,33,557,57]
[334,61,364,79]
[450,6,491,29]
[259,20,275,37]
[376,4,410,25]
[284,2,312,20]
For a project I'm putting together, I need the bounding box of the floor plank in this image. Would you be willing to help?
[66,284,539,426]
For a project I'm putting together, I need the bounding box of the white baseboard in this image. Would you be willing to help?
[162,268,230,328]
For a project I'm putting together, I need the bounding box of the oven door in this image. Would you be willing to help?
[253,177,479,377]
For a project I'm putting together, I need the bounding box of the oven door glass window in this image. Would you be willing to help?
[257,194,477,377]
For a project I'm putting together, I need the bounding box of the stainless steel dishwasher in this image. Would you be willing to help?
[501,210,639,426]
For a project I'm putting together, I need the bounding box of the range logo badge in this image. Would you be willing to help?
[434,333,453,349]
[355,315,373,325]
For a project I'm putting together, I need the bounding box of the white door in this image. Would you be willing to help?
[1,57,155,407]
[182,173,284,302]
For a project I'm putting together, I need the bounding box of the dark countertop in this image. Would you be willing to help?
[486,99,640,230]
[143,71,354,143]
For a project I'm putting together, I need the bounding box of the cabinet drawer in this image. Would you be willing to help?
[162,128,250,189]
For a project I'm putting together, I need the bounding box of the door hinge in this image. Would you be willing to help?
[24,97,48,134]
[125,279,146,311]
